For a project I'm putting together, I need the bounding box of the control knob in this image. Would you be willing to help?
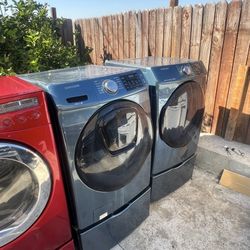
[103,80,119,94]
[182,65,192,75]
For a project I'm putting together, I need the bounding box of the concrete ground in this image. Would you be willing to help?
[112,168,250,250]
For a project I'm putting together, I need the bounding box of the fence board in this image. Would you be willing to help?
[211,0,242,135]
[136,12,142,58]
[85,19,94,63]
[97,17,104,64]
[226,0,250,109]
[95,18,102,64]
[163,8,173,57]
[171,6,182,58]
[81,19,88,48]
[142,10,149,57]
[74,19,84,56]
[225,65,249,140]
[123,12,130,59]
[204,1,227,133]
[61,19,74,45]
[180,6,192,59]
[129,11,136,58]
[190,4,203,60]
[117,14,124,59]
[245,70,250,144]
[199,3,215,70]
[112,15,119,59]
[155,9,164,57]
[107,15,114,58]
[234,67,250,143]
[149,9,156,56]
[102,16,109,56]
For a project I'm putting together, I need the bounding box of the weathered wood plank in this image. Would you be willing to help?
[83,19,89,48]
[87,19,95,63]
[155,8,164,57]
[81,19,88,48]
[129,11,136,58]
[199,3,215,70]
[107,15,113,58]
[74,19,84,56]
[117,14,124,59]
[136,11,142,58]
[225,65,249,140]
[148,9,156,56]
[190,4,203,60]
[93,18,100,64]
[112,15,119,59]
[245,70,250,144]
[203,1,227,133]
[171,6,182,58]
[211,0,242,135]
[233,67,250,143]
[180,6,192,59]
[102,16,109,57]
[220,169,250,197]
[141,10,149,57]
[97,17,104,64]
[226,0,250,109]
[123,12,129,59]
[61,19,74,45]
[163,8,173,57]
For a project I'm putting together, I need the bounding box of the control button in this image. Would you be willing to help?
[16,115,27,124]
[2,118,14,128]
[182,65,192,75]
[103,80,119,94]
[31,111,41,120]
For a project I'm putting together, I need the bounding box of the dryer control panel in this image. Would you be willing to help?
[152,61,206,83]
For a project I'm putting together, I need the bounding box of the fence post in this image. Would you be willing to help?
[169,0,178,7]
[51,7,57,20]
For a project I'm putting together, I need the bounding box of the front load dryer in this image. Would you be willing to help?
[0,76,73,249]
[20,65,153,250]
[106,57,206,201]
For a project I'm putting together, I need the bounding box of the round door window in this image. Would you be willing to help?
[75,100,152,192]
[160,81,204,148]
[0,143,51,247]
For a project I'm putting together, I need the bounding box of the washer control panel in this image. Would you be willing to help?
[120,73,144,90]
[103,79,119,94]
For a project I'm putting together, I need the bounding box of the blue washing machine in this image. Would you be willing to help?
[20,65,153,249]
[106,57,206,201]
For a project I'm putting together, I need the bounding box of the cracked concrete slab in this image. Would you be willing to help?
[112,168,250,250]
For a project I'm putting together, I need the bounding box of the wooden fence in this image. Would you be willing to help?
[64,0,250,144]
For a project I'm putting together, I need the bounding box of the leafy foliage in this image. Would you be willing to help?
[0,0,91,75]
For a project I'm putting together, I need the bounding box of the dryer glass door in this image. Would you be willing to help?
[75,100,152,192]
[160,81,204,148]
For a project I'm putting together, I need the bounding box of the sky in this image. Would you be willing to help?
[36,0,217,19]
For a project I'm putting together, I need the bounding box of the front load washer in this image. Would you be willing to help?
[20,65,153,250]
[0,76,73,249]
[106,57,206,201]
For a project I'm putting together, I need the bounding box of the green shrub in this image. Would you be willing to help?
[0,0,91,75]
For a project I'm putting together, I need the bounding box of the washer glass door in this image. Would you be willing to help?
[160,81,204,148]
[75,100,152,192]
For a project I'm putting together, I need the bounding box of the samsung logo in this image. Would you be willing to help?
[64,84,80,90]
[159,67,170,71]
